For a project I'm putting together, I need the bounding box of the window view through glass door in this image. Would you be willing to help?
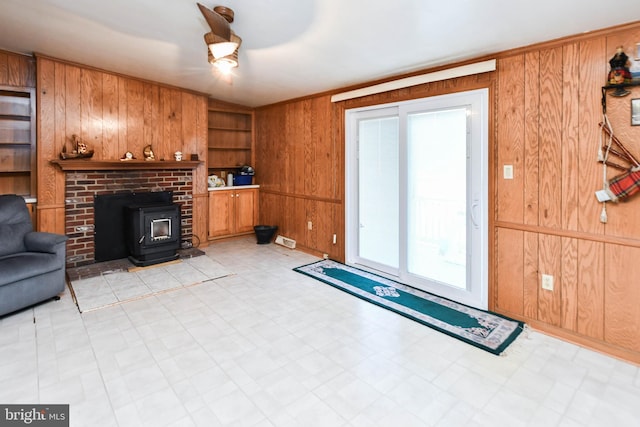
[406,108,468,289]
[354,109,399,275]
[346,89,488,309]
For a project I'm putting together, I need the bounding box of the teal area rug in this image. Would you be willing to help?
[294,259,524,355]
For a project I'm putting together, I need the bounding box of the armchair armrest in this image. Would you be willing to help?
[24,231,68,254]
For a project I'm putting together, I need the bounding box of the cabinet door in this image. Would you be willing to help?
[208,191,233,238]
[234,189,257,233]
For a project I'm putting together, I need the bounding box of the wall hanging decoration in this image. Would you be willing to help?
[608,46,632,94]
[595,111,640,224]
[596,48,640,222]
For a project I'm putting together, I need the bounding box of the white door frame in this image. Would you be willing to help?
[345,88,489,309]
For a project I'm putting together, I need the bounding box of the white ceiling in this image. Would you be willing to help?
[0,0,638,107]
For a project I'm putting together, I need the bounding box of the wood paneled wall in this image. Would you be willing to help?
[255,73,493,261]
[255,95,343,259]
[495,24,640,362]
[0,50,35,87]
[256,22,640,363]
[35,56,209,244]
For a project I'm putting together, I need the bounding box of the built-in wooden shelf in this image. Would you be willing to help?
[50,159,203,171]
[207,100,254,172]
[601,80,640,113]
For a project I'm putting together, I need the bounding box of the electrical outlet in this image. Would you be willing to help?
[541,274,554,291]
[307,221,313,230]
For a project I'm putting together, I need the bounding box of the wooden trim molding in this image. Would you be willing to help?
[495,221,640,249]
[259,188,342,204]
[496,311,640,366]
[331,60,496,102]
[50,159,202,171]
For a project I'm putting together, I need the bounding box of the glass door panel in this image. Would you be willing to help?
[406,108,468,289]
[357,115,399,271]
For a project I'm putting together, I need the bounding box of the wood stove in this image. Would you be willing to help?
[94,191,181,266]
[125,203,181,267]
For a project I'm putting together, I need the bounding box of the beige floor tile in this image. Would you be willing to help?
[0,237,639,426]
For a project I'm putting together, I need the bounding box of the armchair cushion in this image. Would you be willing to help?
[0,194,33,257]
[0,252,63,287]
[24,232,68,254]
[0,223,31,256]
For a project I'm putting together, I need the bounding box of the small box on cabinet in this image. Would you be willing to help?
[233,175,253,185]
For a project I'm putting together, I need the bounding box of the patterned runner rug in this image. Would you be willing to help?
[294,259,524,355]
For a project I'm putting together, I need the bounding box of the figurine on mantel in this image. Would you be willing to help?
[59,134,94,159]
[143,145,155,161]
[120,151,135,161]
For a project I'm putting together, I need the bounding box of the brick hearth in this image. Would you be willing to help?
[63,169,194,267]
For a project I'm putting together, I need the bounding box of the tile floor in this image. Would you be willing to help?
[1,237,639,426]
[69,256,232,312]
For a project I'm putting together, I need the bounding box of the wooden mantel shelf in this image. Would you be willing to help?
[50,159,203,171]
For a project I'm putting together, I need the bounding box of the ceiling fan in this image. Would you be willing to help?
[197,3,242,74]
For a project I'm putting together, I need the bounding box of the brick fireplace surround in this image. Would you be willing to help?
[63,169,194,268]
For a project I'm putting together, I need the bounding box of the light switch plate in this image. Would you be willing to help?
[503,164,514,180]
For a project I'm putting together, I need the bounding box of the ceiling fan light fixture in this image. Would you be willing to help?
[212,57,237,74]
[209,42,238,59]
[204,32,238,59]
[208,42,239,74]
[230,31,242,50]
[199,4,241,72]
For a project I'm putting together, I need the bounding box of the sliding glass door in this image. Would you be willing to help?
[346,89,488,309]
[348,107,399,275]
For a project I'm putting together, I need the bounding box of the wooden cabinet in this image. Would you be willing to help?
[208,187,258,239]
[0,86,35,197]
[207,99,254,170]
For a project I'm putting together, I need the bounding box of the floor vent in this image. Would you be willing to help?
[274,235,296,249]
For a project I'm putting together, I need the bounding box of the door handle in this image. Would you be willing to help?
[471,201,479,229]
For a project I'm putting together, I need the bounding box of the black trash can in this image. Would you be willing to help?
[254,225,278,244]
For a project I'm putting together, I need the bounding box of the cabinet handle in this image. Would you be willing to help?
[236,193,239,197]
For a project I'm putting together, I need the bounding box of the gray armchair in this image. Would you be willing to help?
[0,194,68,316]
